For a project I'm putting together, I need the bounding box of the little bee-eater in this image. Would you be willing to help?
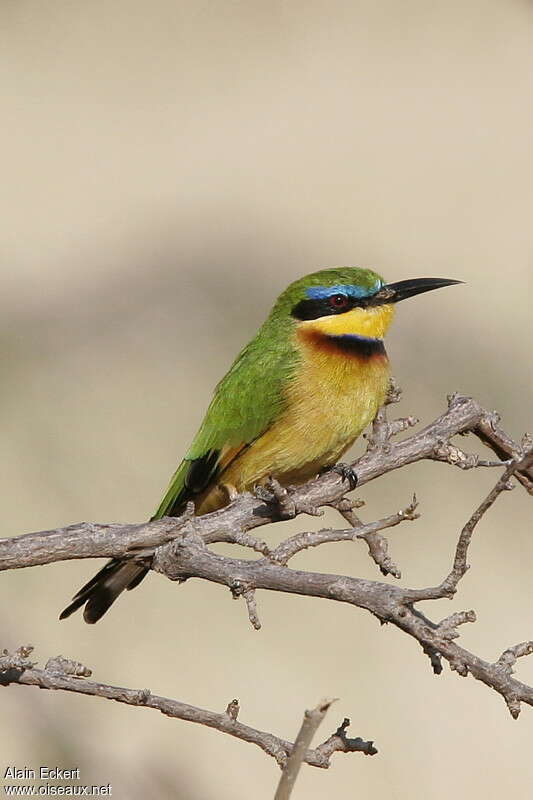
[61,267,460,623]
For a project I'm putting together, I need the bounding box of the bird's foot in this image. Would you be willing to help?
[255,477,323,519]
[321,462,358,491]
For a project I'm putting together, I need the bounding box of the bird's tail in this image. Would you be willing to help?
[60,460,194,623]
[59,559,149,624]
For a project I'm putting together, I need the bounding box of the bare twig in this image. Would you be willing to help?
[332,495,418,579]
[274,699,336,800]
[269,500,419,566]
[0,647,376,770]
[229,582,262,630]
[408,449,533,603]
[313,717,377,762]
[474,410,533,493]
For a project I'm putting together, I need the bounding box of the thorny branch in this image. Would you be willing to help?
[1,390,532,767]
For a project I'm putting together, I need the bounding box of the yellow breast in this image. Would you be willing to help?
[195,303,395,513]
[262,326,391,481]
[195,336,390,516]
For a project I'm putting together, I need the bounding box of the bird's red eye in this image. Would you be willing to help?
[329,293,349,309]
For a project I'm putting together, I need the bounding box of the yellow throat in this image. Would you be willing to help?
[302,303,395,339]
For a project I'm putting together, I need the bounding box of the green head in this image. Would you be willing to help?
[267,266,461,342]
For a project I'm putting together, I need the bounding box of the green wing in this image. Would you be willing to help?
[152,313,297,519]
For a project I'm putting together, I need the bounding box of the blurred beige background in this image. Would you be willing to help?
[1,1,532,798]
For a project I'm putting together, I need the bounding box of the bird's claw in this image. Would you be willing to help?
[255,478,323,519]
[323,462,358,490]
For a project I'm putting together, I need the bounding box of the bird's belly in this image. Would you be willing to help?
[211,350,390,502]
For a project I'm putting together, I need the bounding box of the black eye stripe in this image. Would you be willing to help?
[291,295,367,321]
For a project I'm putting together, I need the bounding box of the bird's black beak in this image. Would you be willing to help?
[371,277,463,305]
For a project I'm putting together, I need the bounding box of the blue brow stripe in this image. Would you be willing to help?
[305,282,381,300]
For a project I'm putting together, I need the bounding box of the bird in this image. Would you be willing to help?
[60,267,460,623]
